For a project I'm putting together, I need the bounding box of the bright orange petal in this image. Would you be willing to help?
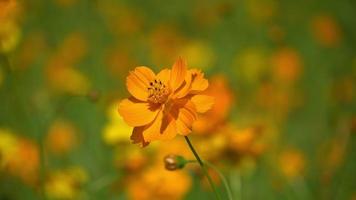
[156,68,171,86]
[173,99,197,135]
[126,66,156,101]
[142,111,177,142]
[173,71,193,99]
[170,57,187,91]
[131,126,150,147]
[190,69,209,93]
[118,98,160,127]
[191,95,215,113]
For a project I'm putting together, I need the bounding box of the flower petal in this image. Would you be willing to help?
[156,68,171,86]
[191,95,215,113]
[126,66,156,101]
[190,69,209,93]
[173,70,192,99]
[142,111,177,142]
[131,126,150,147]
[170,57,187,92]
[118,98,160,127]
[172,99,197,135]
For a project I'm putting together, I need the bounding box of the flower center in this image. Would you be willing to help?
[147,79,169,104]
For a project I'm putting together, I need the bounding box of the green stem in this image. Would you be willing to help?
[204,162,234,200]
[187,160,234,200]
[184,136,222,200]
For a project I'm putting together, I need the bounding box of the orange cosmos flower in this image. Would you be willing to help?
[118,58,214,147]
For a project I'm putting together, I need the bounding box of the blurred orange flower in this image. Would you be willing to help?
[127,165,192,200]
[7,138,39,185]
[311,14,341,47]
[193,75,234,134]
[0,0,18,21]
[46,120,78,155]
[119,58,214,147]
[271,47,302,84]
[279,149,306,179]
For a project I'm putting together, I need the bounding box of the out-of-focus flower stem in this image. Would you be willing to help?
[184,136,222,200]
[187,159,234,200]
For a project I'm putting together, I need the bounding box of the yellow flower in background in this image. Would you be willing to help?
[233,47,268,84]
[7,138,39,185]
[127,165,192,200]
[311,14,341,47]
[0,129,18,168]
[103,100,132,145]
[0,20,21,53]
[178,40,215,70]
[279,149,306,179]
[227,126,265,156]
[45,166,88,200]
[119,58,214,147]
[46,120,78,155]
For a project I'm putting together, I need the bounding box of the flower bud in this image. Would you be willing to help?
[164,154,187,171]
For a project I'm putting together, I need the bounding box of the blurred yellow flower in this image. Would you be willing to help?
[311,14,341,47]
[279,149,306,179]
[178,40,215,70]
[7,138,39,185]
[0,129,18,168]
[234,47,268,84]
[127,165,192,200]
[46,120,78,155]
[0,20,21,53]
[103,100,132,145]
[45,166,88,200]
[227,126,265,156]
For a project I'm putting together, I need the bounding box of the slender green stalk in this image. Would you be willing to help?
[204,162,234,200]
[187,160,234,200]
[184,136,222,200]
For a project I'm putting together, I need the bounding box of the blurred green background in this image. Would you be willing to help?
[0,0,355,199]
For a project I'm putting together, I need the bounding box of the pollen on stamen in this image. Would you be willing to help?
[147,79,169,104]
